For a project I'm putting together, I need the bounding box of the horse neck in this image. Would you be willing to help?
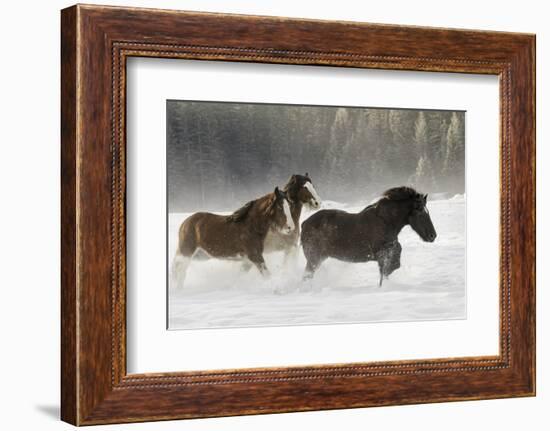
[368,199,411,237]
[289,200,303,222]
[248,193,276,237]
[283,186,304,223]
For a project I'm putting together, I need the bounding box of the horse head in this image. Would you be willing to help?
[408,192,437,242]
[269,187,295,235]
[284,172,321,209]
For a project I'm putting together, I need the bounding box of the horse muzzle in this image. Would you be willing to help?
[282,225,295,235]
[425,232,437,242]
[309,199,321,209]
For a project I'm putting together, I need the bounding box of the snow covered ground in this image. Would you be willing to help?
[168,196,466,329]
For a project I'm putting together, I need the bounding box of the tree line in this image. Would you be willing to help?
[167,101,465,212]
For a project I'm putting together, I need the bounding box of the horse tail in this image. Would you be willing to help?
[176,215,199,256]
[171,216,199,289]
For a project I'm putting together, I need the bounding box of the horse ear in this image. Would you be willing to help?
[274,186,282,199]
[423,194,428,203]
[305,172,309,178]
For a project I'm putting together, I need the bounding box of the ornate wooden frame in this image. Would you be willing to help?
[61,4,535,425]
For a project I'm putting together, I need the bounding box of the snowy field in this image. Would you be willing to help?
[168,196,466,330]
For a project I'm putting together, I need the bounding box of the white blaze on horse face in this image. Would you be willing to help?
[282,199,295,234]
[304,182,322,208]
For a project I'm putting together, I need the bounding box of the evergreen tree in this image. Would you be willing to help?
[443,112,465,193]
[414,111,429,155]
[387,109,416,184]
[323,108,353,197]
[426,111,450,176]
[408,112,435,191]
[166,101,466,212]
[410,155,436,191]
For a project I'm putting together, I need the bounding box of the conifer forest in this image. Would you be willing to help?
[167,100,465,212]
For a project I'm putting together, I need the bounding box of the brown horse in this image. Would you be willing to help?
[263,173,322,264]
[171,187,295,289]
[301,186,436,286]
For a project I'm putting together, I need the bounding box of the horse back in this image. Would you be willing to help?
[301,209,356,231]
[179,212,246,257]
[301,208,386,262]
[301,209,356,246]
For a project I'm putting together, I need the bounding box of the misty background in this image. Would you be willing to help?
[167,100,465,213]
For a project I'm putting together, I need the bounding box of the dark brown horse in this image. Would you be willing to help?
[301,186,436,286]
[171,187,294,289]
[263,173,321,263]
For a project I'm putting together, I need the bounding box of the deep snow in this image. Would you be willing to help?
[168,196,466,329]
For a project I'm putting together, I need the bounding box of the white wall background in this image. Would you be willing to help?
[0,0,545,429]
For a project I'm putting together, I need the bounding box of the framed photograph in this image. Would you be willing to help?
[165,101,463,330]
[61,4,535,425]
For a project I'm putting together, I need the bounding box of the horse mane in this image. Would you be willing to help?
[381,186,420,201]
[282,176,294,194]
[362,186,420,214]
[225,200,255,222]
[225,193,275,223]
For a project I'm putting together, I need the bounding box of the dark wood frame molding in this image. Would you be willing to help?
[61,4,535,425]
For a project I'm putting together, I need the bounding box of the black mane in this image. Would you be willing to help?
[225,200,255,223]
[381,186,421,201]
[361,186,421,214]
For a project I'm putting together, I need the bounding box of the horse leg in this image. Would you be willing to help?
[377,252,390,287]
[303,261,316,280]
[377,262,385,287]
[301,234,324,280]
[303,255,325,280]
[240,260,253,273]
[170,251,192,290]
[377,242,402,287]
[171,225,197,290]
[378,257,393,287]
[248,253,270,278]
[283,244,299,267]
